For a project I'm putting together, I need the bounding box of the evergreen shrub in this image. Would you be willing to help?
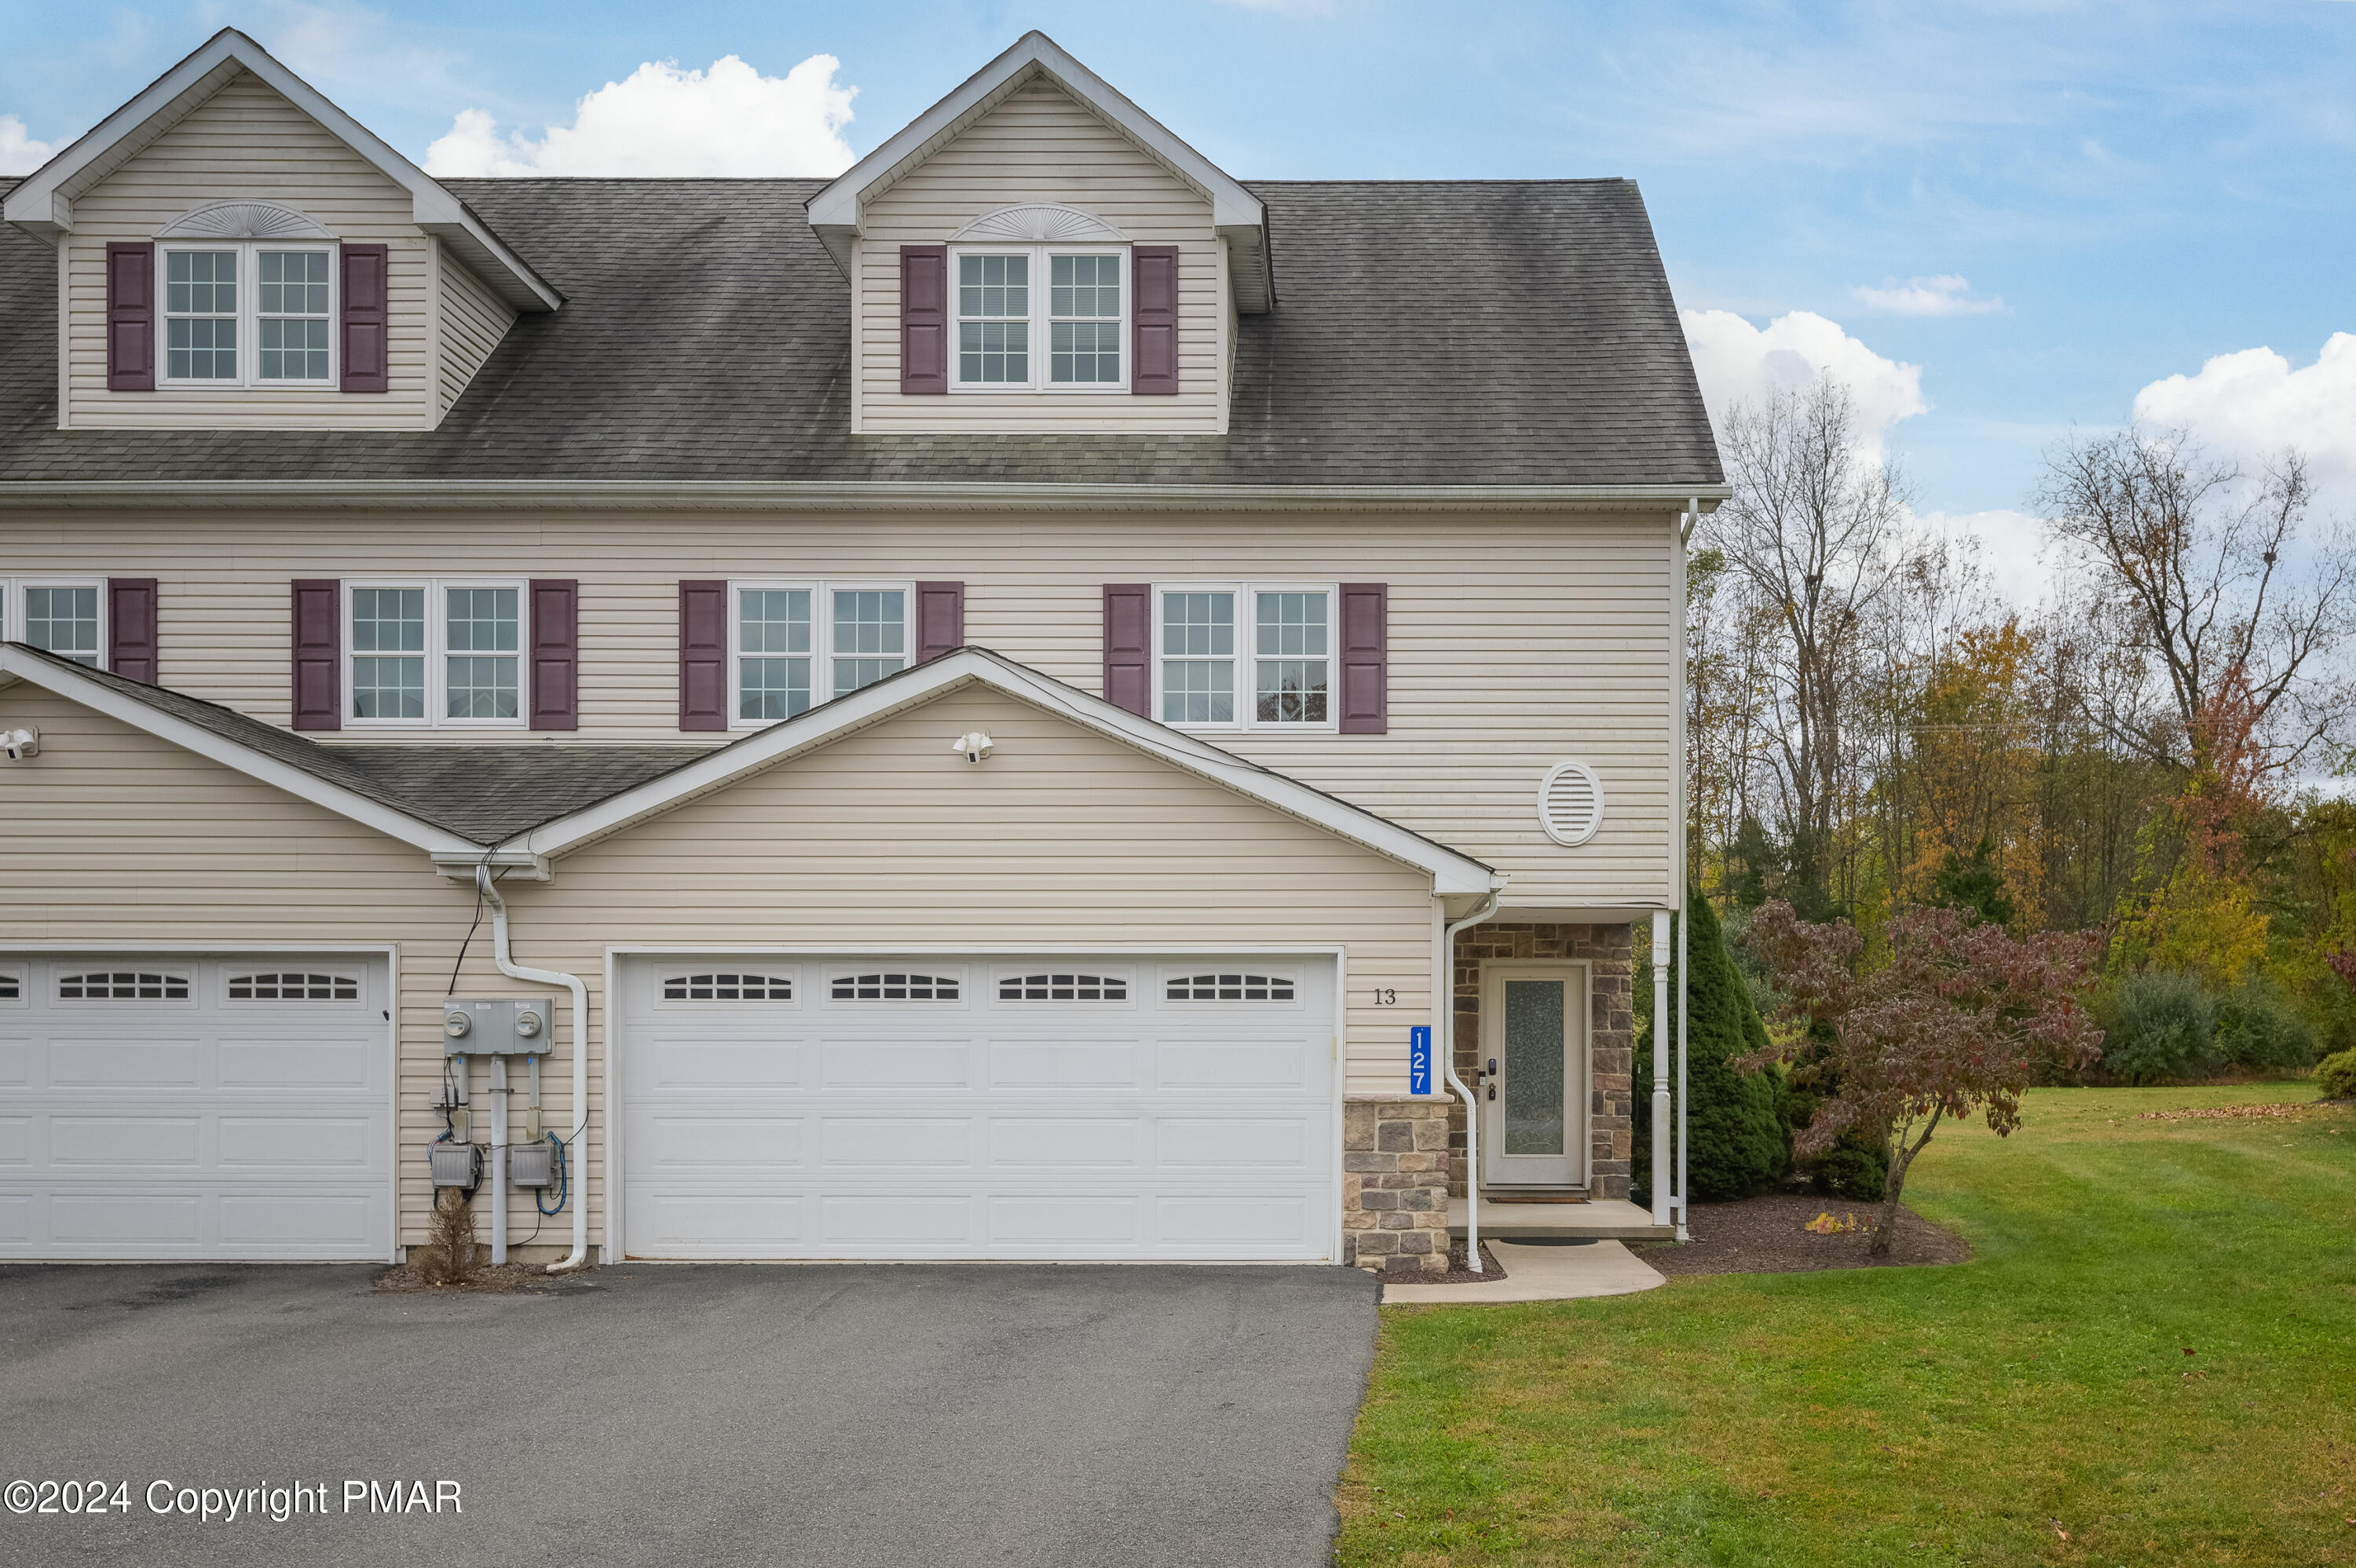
[2316,1048,2356,1100]
[2215,978,2319,1073]
[2099,970,2219,1085]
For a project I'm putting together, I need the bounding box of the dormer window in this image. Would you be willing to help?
[950,243,1127,392]
[159,242,336,388]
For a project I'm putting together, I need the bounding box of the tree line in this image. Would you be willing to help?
[1685,378,2356,1076]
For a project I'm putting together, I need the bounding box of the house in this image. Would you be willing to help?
[0,29,1723,1274]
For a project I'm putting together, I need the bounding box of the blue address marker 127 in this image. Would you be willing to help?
[1408,1025,1432,1096]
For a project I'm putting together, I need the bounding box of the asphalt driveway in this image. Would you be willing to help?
[0,1261,1380,1568]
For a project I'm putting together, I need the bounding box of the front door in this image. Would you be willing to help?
[1480,962,1587,1188]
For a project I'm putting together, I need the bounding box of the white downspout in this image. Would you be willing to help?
[1651,910,1672,1226]
[477,865,591,1273]
[1442,889,1502,1272]
[1675,495,1696,1242]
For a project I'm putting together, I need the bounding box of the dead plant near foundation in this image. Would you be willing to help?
[412,1190,482,1286]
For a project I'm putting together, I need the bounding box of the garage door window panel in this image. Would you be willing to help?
[0,967,21,1003]
[58,970,192,1002]
[997,972,1129,1003]
[1165,972,1296,1003]
[226,972,359,1003]
[662,972,794,1003]
[832,972,960,1002]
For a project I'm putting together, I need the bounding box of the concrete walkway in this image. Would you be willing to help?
[1381,1237,1668,1305]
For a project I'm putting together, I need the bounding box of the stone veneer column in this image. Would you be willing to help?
[1446,923,1636,1201]
[1341,1098,1453,1274]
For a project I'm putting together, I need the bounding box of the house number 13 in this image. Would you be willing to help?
[1373,989,1397,1006]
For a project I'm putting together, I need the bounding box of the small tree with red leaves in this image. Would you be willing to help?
[1741,901,2107,1255]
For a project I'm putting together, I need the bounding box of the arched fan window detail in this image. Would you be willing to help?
[1538,760,1604,846]
[228,972,359,1002]
[663,973,792,1002]
[832,973,960,1002]
[1165,973,1295,1003]
[58,971,190,1001]
[0,970,20,1001]
[1000,973,1128,1002]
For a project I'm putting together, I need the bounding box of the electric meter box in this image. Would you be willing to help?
[429,1142,481,1190]
[508,1141,555,1189]
[441,997,552,1055]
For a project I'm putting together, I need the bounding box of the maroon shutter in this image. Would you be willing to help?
[338,243,390,393]
[900,245,949,394]
[106,578,159,684]
[1337,583,1388,734]
[1102,583,1151,717]
[679,580,728,731]
[291,579,342,731]
[1131,245,1180,396]
[915,582,964,663]
[529,579,579,732]
[105,243,155,392]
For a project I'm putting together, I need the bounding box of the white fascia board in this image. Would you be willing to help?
[2,29,559,313]
[516,648,1498,896]
[807,32,1267,295]
[0,480,1733,514]
[0,645,490,863]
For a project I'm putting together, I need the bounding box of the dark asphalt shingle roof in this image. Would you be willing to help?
[7,643,706,843]
[0,176,1721,488]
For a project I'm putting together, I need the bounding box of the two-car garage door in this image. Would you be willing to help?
[620,954,1336,1262]
[0,954,393,1261]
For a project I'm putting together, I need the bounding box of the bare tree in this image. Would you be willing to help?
[1703,378,1915,909]
[2037,427,2356,783]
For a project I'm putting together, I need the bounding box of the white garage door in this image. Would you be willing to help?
[620,954,1337,1261]
[0,954,393,1261]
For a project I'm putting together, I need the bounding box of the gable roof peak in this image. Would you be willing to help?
[807,31,1271,312]
[0,27,558,312]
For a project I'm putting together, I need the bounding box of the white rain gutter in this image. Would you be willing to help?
[1442,890,1502,1272]
[476,865,591,1274]
[1675,496,1698,1242]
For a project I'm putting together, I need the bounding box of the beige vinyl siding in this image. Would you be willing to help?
[0,506,1674,907]
[0,684,1437,1249]
[858,76,1226,433]
[433,241,515,421]
[62,70,432,430]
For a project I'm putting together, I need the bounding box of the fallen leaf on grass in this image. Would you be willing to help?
[1804,1211,1865,1234]
[2051,1518,2069,1541]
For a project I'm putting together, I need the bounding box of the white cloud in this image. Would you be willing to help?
[2131,334,2356,495]
[424,53,856,178]
[0,115,57,176]
[1681,308,1929,458]
[1850,274,2003,317]
[1916,508,2051,609]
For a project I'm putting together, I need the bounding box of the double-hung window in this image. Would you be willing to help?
[729,582,913,726]
[0,578,105,667]
[159,243,335,388]
[952,246,1126,391]
[343,579,527,727]
[1152,583,1337,731]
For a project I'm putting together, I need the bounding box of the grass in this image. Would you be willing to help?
[1337,1083,2356,1566]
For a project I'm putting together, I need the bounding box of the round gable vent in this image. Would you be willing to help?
[1538,760,1604,846]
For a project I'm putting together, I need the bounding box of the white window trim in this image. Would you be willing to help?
[341,577,530,731]
[1,577,108,668]
[1151,581,1341,734]
[157,239,338,391]
[948,243,1130,394]
[726,579,916,732]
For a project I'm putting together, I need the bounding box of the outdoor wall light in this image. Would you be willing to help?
[1,728,38,761]
[950,731,995,764]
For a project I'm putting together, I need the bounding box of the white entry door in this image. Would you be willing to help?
[0,954,394,1260]
[619,954,1336,1261]
[1480,961,1589,1188]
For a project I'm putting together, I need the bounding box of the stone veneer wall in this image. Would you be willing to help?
[1341,1098,1452,1274]
[1449,923,1635,1201]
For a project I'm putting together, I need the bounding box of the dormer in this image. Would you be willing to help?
[808,33,1271,436]
[2,28,558,433]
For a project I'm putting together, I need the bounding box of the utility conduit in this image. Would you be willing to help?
[476,865,591,1273]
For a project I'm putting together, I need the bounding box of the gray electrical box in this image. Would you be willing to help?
[442,997,552,1055]
[508,1141,554,1189]
[429,1142,481,1190]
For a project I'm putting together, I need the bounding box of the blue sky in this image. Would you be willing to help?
[5,0,2353,582]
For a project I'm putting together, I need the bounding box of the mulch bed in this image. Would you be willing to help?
[1391,1241,1508,1285]
[374,1261,599,1294]
[1637,1191,1970,1276]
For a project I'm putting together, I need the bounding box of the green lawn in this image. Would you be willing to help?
[1337,1084,2356,1566]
